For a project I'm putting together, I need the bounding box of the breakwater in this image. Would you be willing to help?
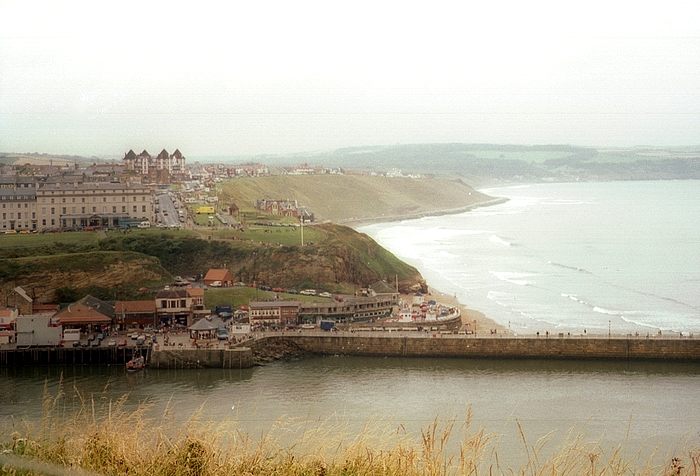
[247,334,700,362]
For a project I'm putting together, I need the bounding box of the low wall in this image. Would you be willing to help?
[150,347,253,369]
[254,335,700,361]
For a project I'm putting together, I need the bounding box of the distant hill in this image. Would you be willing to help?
[219,174,496,224]
[247,144,700,185]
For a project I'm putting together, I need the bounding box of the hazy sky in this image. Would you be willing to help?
[1,0,699,157]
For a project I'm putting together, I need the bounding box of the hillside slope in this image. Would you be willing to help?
[219,175,494,223]
[0,251,171,303]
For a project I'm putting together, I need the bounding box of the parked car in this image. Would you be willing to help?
[216,328,229,341]
[300,289,317,295]
[209,280,222,287]
[319,292,332,298]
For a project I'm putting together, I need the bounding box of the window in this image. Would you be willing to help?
[17,212,21,219]
[81,207,85,213]
[51,219,55,225]
[62,207,66,214]
[103,197,106,202]
[51,198,54,204]
[92,207,96,212]
[142,205,146,212]
[81,198,85,203]
[112,206,116,213]
[133,206,137,213]
[42,219,46,226]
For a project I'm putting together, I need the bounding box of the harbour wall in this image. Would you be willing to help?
[149,347,253,369]
[252,335,700,361]
[0,346,139,366]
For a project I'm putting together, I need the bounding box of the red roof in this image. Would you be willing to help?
[204,269,232,282]
[55,303,112,325]
[115,300,156,314]
[186,287,204,298]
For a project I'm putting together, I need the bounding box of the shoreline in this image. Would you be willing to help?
[342,196,508,227]
[350,196,512,335]
[426,287,508,334]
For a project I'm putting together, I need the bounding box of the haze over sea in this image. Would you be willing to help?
[360,180,700,335]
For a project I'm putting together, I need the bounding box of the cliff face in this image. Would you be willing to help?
[0,252,171,302]
[229,224,426,293]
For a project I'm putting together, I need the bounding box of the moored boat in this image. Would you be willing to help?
[126,355,145,372]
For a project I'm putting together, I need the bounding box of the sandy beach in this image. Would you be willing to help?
[427,286,509,334]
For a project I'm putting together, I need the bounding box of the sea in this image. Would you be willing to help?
[359,180,700,335]
[2,180,699,469]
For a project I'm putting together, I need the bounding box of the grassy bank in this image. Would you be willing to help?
[218,175,491,223]
[1,388,695,476]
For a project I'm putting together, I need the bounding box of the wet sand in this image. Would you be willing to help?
[426,287,509,334]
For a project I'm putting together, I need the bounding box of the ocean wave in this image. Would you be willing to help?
[489,235,514,247]
[561,293,589,306]
[490,271,535,286]
[548,261,593,274]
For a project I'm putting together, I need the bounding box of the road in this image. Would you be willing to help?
[155,192,186,228]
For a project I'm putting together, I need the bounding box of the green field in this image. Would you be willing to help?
[210,225,326,246]
[0,230,102,250]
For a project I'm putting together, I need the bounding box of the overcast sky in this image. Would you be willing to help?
[1,0,699,157]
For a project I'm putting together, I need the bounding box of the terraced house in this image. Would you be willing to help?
[0,176,154,231]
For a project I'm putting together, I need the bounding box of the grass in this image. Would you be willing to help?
[2,384,697,476]
[0,230,102,250]
[218,175,490,223]
[210,225,327,247]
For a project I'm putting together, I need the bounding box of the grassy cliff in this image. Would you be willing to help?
[0,225,425,302]
[218,175,493,223]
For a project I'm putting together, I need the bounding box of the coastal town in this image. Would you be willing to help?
[0,148,471,368]
[1,148,698,370]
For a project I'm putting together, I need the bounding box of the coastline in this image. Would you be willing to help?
[427,287,508,334]
[341,196,508,227]
[350,195,512,335]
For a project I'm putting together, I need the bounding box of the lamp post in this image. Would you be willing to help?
[608,319,611,338]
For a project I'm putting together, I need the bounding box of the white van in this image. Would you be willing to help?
[137,221,151,228]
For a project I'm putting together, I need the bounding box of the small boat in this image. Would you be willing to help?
[126,355,145,372]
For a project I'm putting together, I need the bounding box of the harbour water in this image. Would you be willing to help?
[2,357,699,469]
[359,180,700,335]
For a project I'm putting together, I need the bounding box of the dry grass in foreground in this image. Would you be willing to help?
[1,383,698,476]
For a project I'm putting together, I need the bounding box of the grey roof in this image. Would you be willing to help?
[0,189,36,199]
[189,316,225,331]
[76,295,115,319]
